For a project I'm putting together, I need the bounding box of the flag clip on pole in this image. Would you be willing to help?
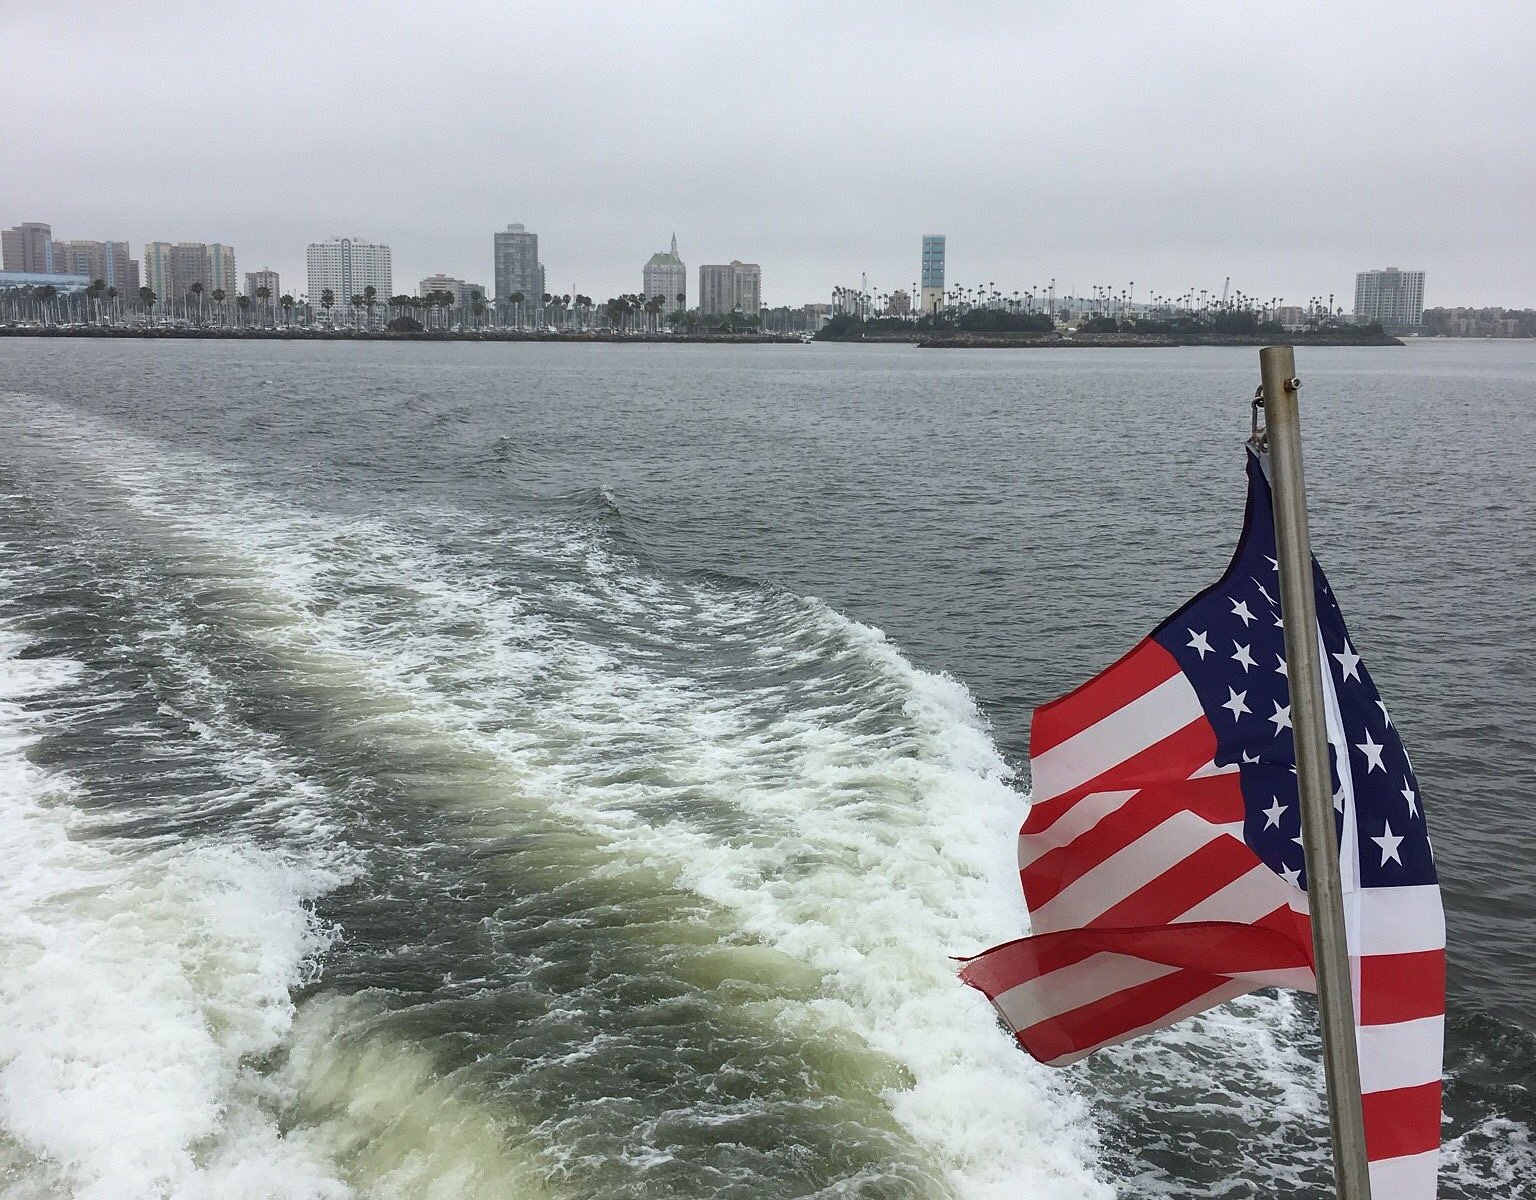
[1257,346,1373,1200]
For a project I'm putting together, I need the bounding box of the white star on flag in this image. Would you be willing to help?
[1402,784,1419,817]
[1222,688,1250,720]
[1333,641,1362,682]
[1232,643,1256,672]
[1372,821,1404,866]
[1231,600,1255,626]
[1263,797,1286,829]
[1279,864,1302,887]
[1357,732,1386,773]
[1268,701,1292,734]
[1187,630,1212,659]
[1274,654,1288,677]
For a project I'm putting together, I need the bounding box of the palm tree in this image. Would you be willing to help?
[189,281,204,324]
[510,290,525,330]
[364,284,378,328]
[236,294,251,327]
[280,294,295,327]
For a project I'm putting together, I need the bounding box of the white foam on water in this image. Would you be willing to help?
[0,623,355,1199]
[531,595,1112,1199]
[5,412,1111,1197]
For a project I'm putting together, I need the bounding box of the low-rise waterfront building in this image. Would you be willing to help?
[0,270,91,293]
[418,274,488,309]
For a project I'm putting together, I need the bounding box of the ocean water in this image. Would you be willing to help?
[0,337,1530,1199]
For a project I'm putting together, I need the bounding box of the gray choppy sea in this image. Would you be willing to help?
[0,337,1531,1198]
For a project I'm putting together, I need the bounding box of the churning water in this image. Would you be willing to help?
[0,338,1531,1198]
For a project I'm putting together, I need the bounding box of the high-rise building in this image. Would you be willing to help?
[170,242,211,298]
[51,239,139,293]
[920,235,945,314]
[140,241,236,303]
[142,242,174,301]
[208,244,238,297]
[306,237,392,303]
[698,260,762,317]
[244,268,280,303]
[418,274,488,309]
[643,234,686,313]
[1354,267,1425,329]
[888,289,911,317]
[493,224,543,306]
[2,222,54,273]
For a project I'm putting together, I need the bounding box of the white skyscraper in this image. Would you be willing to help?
[306,237,393,302]
[1353,267,1425,329]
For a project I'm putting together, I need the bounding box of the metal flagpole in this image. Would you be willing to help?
[1258,345,1372,1200]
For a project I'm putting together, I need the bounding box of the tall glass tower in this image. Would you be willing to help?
[920,234,945,314]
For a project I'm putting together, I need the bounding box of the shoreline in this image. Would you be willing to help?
[911,331,1406,348]
[0,326,802,345]
[0,327,1418,348]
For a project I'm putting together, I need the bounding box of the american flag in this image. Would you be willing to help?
[961,450,1444,1198]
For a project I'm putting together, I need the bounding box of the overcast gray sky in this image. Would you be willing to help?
[6,1,1533,307]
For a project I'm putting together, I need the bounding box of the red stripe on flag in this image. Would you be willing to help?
[1017,967,1233,1065]
[1361,1081,1442,1161]
[958,920,1311,1001]
[1024,718,1216,833]
[1088,834,1259,929]
[1030,638,1183,757]
[1023,774,1245,909]
[1359,950,1447,1025]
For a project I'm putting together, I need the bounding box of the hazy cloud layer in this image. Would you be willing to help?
[5,1,1533,306]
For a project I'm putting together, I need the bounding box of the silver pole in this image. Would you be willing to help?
[1259,345,1372,1200]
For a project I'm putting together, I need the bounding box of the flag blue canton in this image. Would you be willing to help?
[1151,450,1436,892]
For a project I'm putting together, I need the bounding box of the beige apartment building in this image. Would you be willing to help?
[698,260,761,317]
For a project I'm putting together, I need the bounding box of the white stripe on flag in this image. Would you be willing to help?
[1018,790,1138,867]
[1028,810,1231,934]
[1350,885,1446,956]
[1042,977,1254,1066]
[1356,1015,1445,1092]
[1173,864,1294,926]
[993,953,1178,1031]
[1367,1150,1439,1200]
[1030,673,1204,801]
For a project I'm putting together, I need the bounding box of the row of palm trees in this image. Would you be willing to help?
[829,278,1346,329]
[3,279,713,334]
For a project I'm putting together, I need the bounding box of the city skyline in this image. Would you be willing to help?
[4,5,1533,309]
